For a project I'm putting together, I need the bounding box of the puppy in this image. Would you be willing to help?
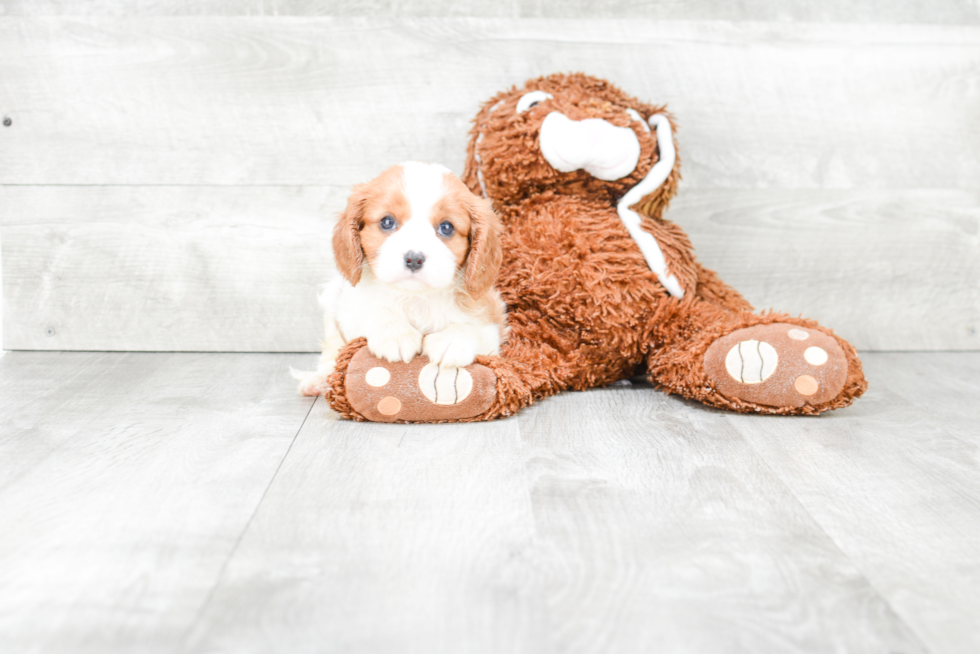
[294,161,506,397]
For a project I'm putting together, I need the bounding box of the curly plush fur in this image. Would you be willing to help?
[327,73,867,421]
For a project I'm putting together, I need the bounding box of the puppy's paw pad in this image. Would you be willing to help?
[704,323,848,409]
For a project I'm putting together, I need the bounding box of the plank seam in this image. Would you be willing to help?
[180,394,318,646]
[731,415,935,653]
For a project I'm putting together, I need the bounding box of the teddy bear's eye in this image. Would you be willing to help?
[437,221,455,237]
[380,215,396,231]
[516,90,554,113]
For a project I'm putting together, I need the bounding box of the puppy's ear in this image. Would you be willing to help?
[463,195,503,297]
[333,186,367,286]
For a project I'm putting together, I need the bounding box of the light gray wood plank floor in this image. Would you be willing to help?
[0,351,977,653]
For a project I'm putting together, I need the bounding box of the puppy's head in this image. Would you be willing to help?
[333,162,501,295]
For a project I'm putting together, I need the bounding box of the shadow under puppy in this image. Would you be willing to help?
[293,161,506,397]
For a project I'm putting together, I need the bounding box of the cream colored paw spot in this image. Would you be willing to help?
[419,363,473,405]
[725,340,778,384]
[377,396,401,416]
[804,347,828,366]
[787,328,810,341]
[794,375,819,396]
[365,366,390,387]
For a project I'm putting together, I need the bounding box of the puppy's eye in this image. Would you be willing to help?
[437,221,455,237]
[379,215,396,231]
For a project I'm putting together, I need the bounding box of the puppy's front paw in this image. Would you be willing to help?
[423,329,477,368]
[368,323,423,363]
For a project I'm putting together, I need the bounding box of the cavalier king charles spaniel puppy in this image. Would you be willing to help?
[295,161,506,396]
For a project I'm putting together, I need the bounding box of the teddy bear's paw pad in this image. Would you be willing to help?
[418,363,475,405]
[345,347,496,422]
[704,323,848,408]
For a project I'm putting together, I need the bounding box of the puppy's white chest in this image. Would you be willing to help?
[401,293,457,335]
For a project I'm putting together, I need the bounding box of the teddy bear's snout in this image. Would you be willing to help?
[538,111,641,181]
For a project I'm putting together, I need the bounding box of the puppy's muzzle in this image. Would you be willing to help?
[404,250,426,272]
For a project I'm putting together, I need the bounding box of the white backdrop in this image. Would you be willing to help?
[0,2,977,353]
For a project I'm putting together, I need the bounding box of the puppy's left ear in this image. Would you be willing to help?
[463,195,503,297]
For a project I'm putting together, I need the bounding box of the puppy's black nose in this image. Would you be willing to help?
[404,250,425,272]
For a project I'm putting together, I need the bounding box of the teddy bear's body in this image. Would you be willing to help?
[326,74,867,422]
[493,192,738,393]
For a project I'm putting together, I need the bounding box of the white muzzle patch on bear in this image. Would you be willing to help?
[538,112,641,181]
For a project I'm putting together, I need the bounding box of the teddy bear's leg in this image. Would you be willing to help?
[645,300,867,415]
[693,262,754,313]
[322,338,496,422]
[324,331,577,423]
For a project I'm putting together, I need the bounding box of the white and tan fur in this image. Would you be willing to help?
[294,161,506,396]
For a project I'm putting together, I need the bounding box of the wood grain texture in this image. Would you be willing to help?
[0,226,5,355]
[186,404,547,654]
[1,351,978,651]
[0,185,341,351]
[517,384,925,654]
[3,186,976,352]
[0,351,167,490]
[0,351,314,654]
[2,0,978,23]
[879,350,980,441]
[1,18,978,188]
[728,352,980,654]
[674,188,980,352]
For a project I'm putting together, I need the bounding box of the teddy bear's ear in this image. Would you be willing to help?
[333,186,368,286]
[461,125,485,199]
[632,111,681,221]
[462,87,517,199]
[463,194,503,297]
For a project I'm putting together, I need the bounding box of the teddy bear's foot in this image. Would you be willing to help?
[703,323,849,410]
[343,347,497,423]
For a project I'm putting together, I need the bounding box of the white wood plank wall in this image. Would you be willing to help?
[1,5,978,352]
[3,0,980,22]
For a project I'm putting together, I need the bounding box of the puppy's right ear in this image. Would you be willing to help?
[463,194,503,298]
[333,186,367,286]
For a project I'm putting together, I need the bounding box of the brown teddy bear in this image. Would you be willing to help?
[325,73,867,422]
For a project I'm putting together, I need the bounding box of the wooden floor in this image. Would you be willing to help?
[0,351,977,654]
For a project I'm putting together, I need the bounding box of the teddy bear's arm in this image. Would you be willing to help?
[634,213,700,299]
